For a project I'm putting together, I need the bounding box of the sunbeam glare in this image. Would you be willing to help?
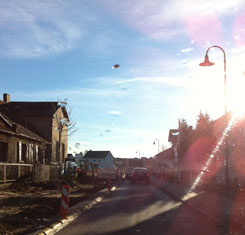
[188,116,235,193]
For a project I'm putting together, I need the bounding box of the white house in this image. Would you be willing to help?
[84,150,116,170]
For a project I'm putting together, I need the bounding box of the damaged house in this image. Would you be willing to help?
[0,93,69,164]
[0,93,70,182]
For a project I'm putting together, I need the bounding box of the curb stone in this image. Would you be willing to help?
[33,183,120,235]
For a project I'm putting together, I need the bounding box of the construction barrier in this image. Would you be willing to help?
[107,178,111,191]
[60,185,70,219]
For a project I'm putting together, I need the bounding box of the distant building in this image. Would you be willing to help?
[114,157,128,169]
[84,150,116,169]
[128,158,143,168]
[67,153,74,159]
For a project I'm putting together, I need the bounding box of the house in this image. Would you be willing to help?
[114,157,128,169]
[84,150,116,169]
[155,148,174,168]
[153,148,175,179]
[0,93,69,164]
[141,157,154,173]
[0,111,53,183]
[128,158,143,168]
[167,112,245,186]
[0,112,49,164]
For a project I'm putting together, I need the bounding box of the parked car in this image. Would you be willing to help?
[131,167,150,185]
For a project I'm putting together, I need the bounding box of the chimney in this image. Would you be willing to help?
[3,93,10,102]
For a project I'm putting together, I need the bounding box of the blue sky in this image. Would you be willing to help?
[1,0,245,158]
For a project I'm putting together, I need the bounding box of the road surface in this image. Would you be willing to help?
[56,180,224,235]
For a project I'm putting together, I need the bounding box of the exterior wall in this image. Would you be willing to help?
[86,153,116,170]
[27,116,52,141]
[0,163,61,183]
[26,115,52,162]
[104,152,115,169]
[33,164,61,182]
[7,137,18,163]
[0,133,45,164]
[51,107,68,164]
[0,163,33,183]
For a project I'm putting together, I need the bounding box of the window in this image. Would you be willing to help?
[38,146,43,164]
[17,142,22,162]
[0,141,8,162]
[56,141,59,161]
[62,143,65,162]
[21,143,27,162]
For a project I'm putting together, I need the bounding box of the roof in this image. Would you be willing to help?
[0,102,62,117]
[132,167,147,170]
[155,147,174,159]
[84,151,112,159]
[0,101,69,134]
[0,112,49,144]
[168,129,179,143]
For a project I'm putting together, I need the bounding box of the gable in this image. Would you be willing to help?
[0,112,49,144]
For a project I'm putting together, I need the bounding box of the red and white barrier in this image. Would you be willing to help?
[107,178,111,191]
[60,185,70,219]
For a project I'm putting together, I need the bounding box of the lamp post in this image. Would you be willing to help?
[153,139,160,153]
[199,45,229,190]
[136,150,141,158]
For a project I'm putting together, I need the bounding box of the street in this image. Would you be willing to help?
[56,180,224,235]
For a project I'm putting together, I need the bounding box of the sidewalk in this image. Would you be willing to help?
[152,177,245,234]
[33,180,121,235]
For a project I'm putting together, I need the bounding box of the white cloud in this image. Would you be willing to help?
[181,59,190,64]
[108,110,122,116]
[114,76,191,88]
[99,0,243,41]
[231,47,245,54]
[12,87,125,101]
[0,0,94,58]
[181,48,193,53]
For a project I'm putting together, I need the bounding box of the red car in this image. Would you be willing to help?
[131,167,150,185]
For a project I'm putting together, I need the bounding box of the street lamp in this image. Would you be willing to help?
[199,45,229,189]
[136,150,141,158]
[153,139,160,153]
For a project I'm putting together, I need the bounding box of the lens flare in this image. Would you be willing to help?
[188,116,235,193]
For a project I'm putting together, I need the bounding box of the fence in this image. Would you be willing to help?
[0,163,61,183]
[34,164,61,182]
[0,163,33,183]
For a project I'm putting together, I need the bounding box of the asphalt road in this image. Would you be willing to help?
[56,180,224,235]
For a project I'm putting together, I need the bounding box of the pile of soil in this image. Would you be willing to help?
[0,180,105,235]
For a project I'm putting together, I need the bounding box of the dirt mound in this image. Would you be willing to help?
[0,180,105,234]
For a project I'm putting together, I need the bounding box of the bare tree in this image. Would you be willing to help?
[53,99,77,163]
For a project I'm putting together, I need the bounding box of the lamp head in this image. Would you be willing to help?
[199,55,215,66]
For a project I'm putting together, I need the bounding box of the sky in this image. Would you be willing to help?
[1,0,245,158]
